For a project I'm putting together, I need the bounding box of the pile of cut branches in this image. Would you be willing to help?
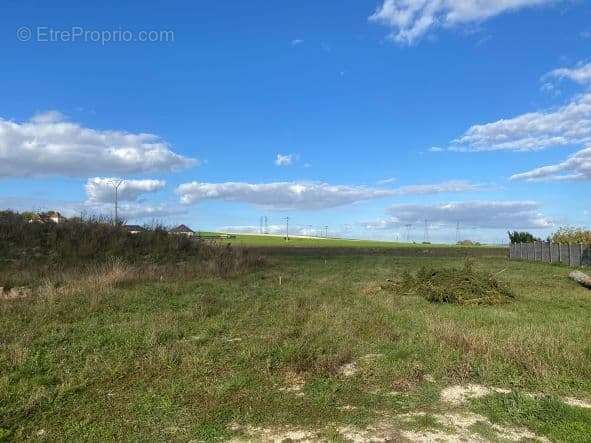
[384,260,515,305]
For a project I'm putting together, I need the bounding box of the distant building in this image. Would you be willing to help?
[45,211,66,224]
[170,224,195,237]
[124,225,146,235]
[29,211,66,224]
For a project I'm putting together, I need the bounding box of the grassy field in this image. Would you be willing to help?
[214,233,500,249]
[222,234,417,248]
[1,250,590,441]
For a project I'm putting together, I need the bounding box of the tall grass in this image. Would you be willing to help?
[1,211,202,263]
[0,211,264,287]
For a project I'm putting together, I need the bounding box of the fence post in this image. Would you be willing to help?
[580,243,584,267]
[568,243,572,267]
[548,242,552,264]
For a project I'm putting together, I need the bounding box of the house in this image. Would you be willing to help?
[43,211,66,224]
[124,225,146,235]
[28,211,66,224]
[170,224,195,237]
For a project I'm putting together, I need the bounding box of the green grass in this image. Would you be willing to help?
[223,233,416,247]
[471,392,591,442]
[1,254,590,441]
[216,233,492,248]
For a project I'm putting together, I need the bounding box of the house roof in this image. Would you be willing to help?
[125,225,145,232]
[37,211,66,223]
[170,224,194,233]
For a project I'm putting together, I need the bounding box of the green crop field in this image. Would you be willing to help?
[226,234,406,248]
[210,233,501,249]
[2,247,590,442]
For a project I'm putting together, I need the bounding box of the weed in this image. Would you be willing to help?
[471,391,591,442]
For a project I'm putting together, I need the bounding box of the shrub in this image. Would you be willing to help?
[550,227,591,244]
[507,231,540,244]
[457,240,481,246]
[0,211,264,278]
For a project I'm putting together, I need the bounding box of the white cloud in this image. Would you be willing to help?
[540,80,560,96]
[176,180,483,210]
[219,224,349,237]
[544,61,591,85]
[377,177,397,185]
[291,39,304,46]
[220,224,311,236]
[364,201,554,230]
[452,93,591,151]
[79,201,187,222]
[220,225,283,235]
[511,145,591,181]
[82,177,182,221]
[104,202,186,221]
[429,146,444,152]
[390,180,484,195]
[30,110,67,124]
[275,153,295,166]
[0,197,83,219]
[0,111,196,178]
[369,0,559,44]
[177,181,394,210]
[0,196,185,222]
[85,177,166,203]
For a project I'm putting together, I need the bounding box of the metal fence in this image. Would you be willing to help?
[509,242,591,267]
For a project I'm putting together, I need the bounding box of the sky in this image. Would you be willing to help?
[0,0,590,244]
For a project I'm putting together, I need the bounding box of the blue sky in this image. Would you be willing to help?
[1,0,590,243]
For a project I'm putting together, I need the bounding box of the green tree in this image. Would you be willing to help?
[507,231,540,244]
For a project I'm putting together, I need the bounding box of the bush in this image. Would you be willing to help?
[508,231,540,244]
[457,240,481,246]
[550,227,591,244]
[0,211,263,275]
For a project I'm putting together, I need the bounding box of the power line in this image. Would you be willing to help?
[107,179,124,226]
[405,224,412,242]
[284,216,290,241]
